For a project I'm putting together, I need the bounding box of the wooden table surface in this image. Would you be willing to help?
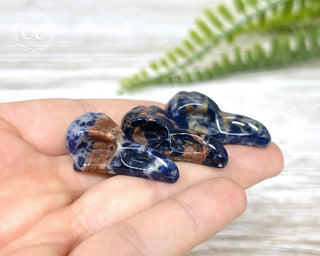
[1,0,320,255]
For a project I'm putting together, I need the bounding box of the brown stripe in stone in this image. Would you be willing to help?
[83,116,121,173]
[169,134,210,164]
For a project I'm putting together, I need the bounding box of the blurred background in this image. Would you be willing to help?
[0,0,320,255]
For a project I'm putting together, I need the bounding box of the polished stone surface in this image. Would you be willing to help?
[66,112,179,183]
[121,105,228,168]
[166,91,271,147]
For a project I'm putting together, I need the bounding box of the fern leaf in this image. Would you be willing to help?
[183,39,195,52]
[204,8,224,30]
[189,30,205,45]
[253,44,267,66]
[221,54,233,73]
[247,0,320,32]
[174,47,188,58]
[245,49,254,69]
[167,27,320,84]
[234,46,244,68]
[309,27,319,53]
[283,0,293,16]
[257,12,267,26]
[218,4,234,22]
[247,0,258,8]
[300,0,306,10]
[196,18,214,38]
[166,51,178,64]
[119,0,320,93]
[150,62,159,72]
[295,31,307,58]
[159,58,169,68]
[212,63,222,76]
[234,0,246,13]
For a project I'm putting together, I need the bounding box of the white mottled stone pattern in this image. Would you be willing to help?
[65,112,106,171]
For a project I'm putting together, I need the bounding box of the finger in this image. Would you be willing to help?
[58,143,280,243]
[53,141,283,196]
[0,119,74,247]
[222,142,283,188]
[0,117,41,178]
[70,178,247,256]
[16,144,279,250]
[0,99,163,156]
[181,142,284,189]
[0,118,75,247]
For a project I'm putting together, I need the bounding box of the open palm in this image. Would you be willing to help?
[0,99,283,256]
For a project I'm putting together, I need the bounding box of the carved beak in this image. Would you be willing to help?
[215,111,271,147]
[122,105,228,168]
[66,112,179,183]
[166,91,271,147]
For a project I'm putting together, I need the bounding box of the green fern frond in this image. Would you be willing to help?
[234,0,320,33]
[119,0,320,93]
[218,5,234,23]
[159,27,320,84]
[204,9,224,30]
[234,0,247,13]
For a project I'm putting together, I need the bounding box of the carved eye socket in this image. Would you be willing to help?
[132,122,170,149]
[121,148,155,170]
[170,133,204,155]
[222,116,255,135]
[231,121,253,134]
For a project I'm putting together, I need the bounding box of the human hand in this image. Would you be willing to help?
[0,99,283,256]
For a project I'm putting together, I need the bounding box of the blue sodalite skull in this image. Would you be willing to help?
[166,91,271,147]
[121,105,228,168]
[65,112,179,183]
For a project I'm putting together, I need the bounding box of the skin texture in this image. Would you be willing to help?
[0,99,284,256]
